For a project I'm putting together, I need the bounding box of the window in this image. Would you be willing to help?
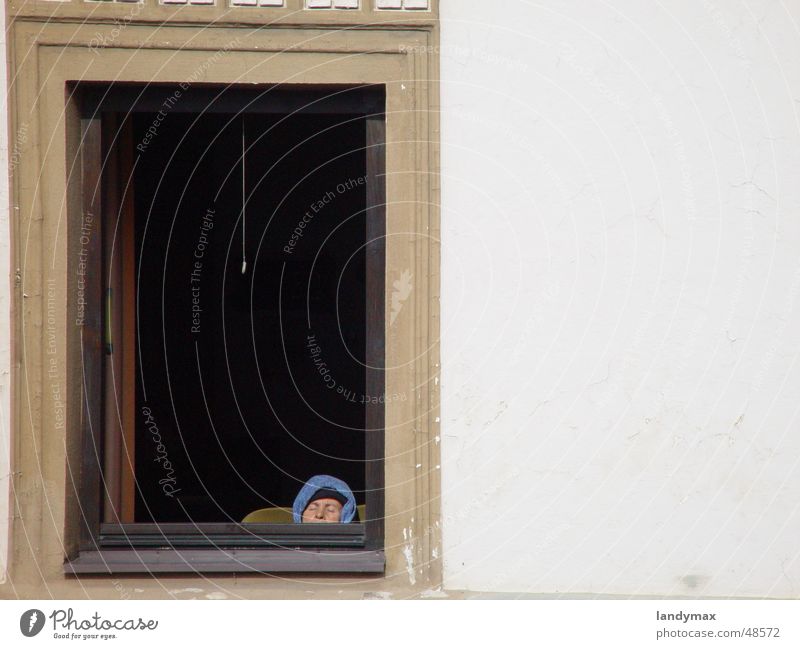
[66,84,385,574]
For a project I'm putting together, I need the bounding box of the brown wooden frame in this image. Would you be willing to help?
[67,83,386,574]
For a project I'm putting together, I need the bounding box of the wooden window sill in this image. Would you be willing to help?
[98,523,367,548]
[64,548,385,575]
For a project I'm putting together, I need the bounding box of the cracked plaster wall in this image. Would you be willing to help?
[440,0,800,597]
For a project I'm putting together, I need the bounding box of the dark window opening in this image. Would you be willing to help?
[131,112,367,523]
[67,84,385,574]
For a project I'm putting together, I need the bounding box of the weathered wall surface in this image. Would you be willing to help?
[440,0,800,596]
[1,2,11,585]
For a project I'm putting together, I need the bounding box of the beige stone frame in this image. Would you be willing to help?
[3,8,440,597]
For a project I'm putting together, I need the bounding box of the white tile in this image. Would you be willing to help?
[334,0,359,8]
[402,0,428,8]
[231,0,258,5]
[306,0,332,7]
[260,0,284,5]
[376,0,402,8]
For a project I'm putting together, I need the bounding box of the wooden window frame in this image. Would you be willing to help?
[65,83,386,575]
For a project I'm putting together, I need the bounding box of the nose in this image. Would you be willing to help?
[314,508,324,519]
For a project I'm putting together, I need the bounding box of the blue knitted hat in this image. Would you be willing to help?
[292,475,356,523]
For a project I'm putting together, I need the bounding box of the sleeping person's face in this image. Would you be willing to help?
[302,497,343,523]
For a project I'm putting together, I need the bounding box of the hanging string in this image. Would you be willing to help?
[241,116,247,275]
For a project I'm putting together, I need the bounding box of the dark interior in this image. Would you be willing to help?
[131,111,367,523]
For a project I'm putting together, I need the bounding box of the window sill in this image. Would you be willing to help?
[98,523,366,548]
[64,548,385,575]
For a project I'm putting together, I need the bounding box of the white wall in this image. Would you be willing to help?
[0,2,11,584]
[440,0,800,597]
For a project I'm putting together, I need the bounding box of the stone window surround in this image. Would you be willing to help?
[3,9,440,598]
[50,0,431,9]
